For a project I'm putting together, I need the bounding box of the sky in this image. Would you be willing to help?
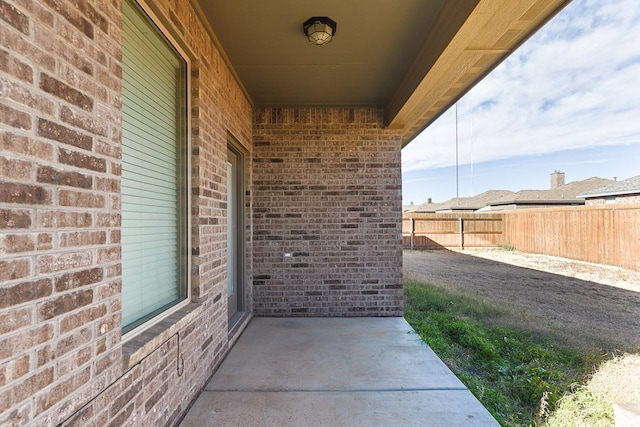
[401,0,640,204]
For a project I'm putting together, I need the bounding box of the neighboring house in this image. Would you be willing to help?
[404,197,443,213]
[578,175,640,205]
[432,190,516,213]
[478,176,614,211]
[0,1,571,425]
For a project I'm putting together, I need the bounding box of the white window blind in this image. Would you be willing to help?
[121,0,188,333]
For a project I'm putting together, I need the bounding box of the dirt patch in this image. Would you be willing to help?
[403,249,640,352]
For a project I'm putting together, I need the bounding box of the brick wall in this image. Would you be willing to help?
[586,195,640,205]
[1,0,252,425]
[252,108,403,316]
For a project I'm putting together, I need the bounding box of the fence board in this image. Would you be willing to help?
[402,213,503,249]
[502,204,640,271]
[403,204,640,271]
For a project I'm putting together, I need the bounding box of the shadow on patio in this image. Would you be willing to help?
[179,317,498,426]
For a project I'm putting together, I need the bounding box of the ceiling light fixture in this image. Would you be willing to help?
[303,17,337,45]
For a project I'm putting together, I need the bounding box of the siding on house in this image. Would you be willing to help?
[252,108,404,316]
[0,0,253,425]
[579,175,640,205]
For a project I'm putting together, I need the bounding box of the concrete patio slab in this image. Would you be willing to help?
[180,317,498,426]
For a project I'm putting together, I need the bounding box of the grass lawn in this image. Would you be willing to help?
[403,278,626,426]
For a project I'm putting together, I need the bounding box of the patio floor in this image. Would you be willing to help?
[179,317,499,426]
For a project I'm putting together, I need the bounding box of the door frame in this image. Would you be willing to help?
[227,140,246,328]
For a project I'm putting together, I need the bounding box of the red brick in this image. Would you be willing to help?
[0,103,31,129]
[0,208,32,228]
[0,323,54,360]
[38,211,92,228]
[110,161,121,176]
[8,367,54,412]
[0,401,31,426]
[61,106,108,136]
[39,289,94,320]
[95,348,120,375]
[107,402,134,427]
[0,354,30,387]
[252,107,402,316]
[60,230,106,247]
[37,233,53,250]
[59,148,106,172]
[95,138,120,160]
[37,251,92,274]
[55,267,103,291]
[97,246,120,263]
[94,27,121,64]
[34,344,55,369]
[109,229,120,244]
[0,182,51,205]
[0,156,32,180]
[0,257,30,282]
[95,336,107,356]
[96,66,120,93]
[0,278,52,309]
[40,73,93,111]
[1,132,54,161]
[95,281,120,301]
[55,326,92,358]
[16,0,54,28]
[0,48,33,82]
[52,365,97,425]
[3,79,57,117]
[110,194,120,210]
[0,306,33,334]
[62,404,94,427]
[59,303,107,334]
[58,190,105,209]
[69,0,110,33]
[144,381,168,413]
[36,365,91,412]
[0,0,29,34]
[95,177,119,192]
[110,379,142,419]
[55,38,95,77]
[37,165,92,189]
[37,118,93,150]
[96,212,120,227]
[40,0,94,39]
[0,233,35,254]
[0,21,55,72]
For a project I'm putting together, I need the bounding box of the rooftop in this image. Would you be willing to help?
[404,176,614,212]
[578,175,640,199]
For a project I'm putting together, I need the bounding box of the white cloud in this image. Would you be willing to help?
[402,0,640,173]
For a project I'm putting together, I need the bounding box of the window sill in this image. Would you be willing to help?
[122,302,202,370]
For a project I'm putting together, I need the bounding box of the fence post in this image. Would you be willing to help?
[459,217,464,249]
[410,217,415,250]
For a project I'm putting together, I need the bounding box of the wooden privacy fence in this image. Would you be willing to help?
[402,204,640,271]
[502,204,640,272]
[402,213,504,249]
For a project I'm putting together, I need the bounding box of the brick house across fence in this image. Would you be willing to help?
[0,1,570,425]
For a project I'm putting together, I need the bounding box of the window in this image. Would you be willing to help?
[121,0,190,335]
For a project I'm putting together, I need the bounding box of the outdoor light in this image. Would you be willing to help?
[303,17,337,45]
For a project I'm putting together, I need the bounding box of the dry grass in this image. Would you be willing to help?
[404,249,640,425]
[547,353,640,426]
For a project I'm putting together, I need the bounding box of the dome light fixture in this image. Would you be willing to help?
[303,17,337,45]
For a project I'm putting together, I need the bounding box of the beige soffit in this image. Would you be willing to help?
[389,0,571,146]
[191,0,571,145]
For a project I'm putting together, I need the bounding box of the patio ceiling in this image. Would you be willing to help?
[192,0,570,145]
